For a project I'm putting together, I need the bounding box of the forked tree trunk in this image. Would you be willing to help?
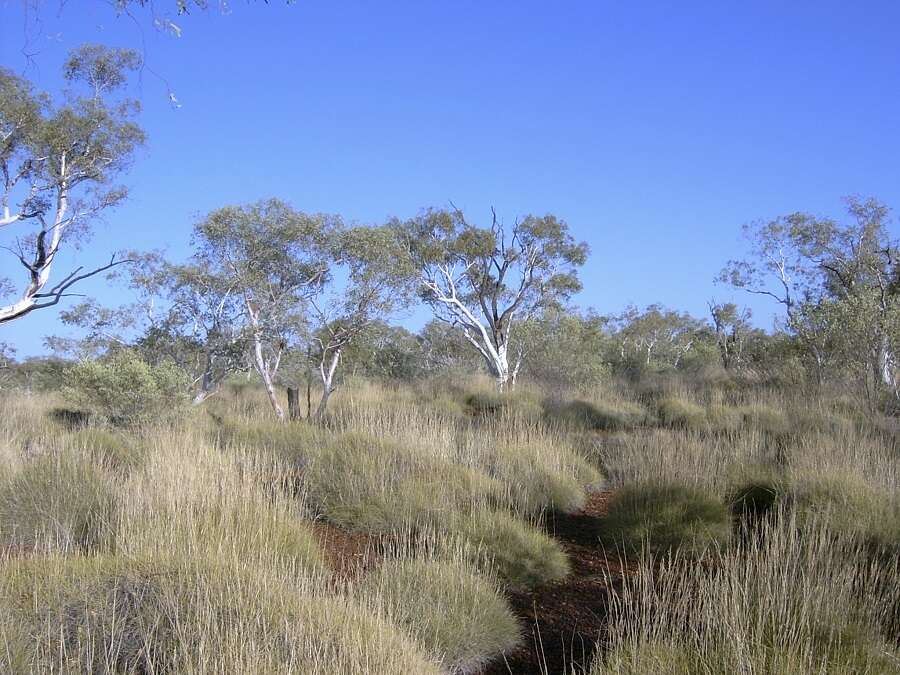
[314,349,341,420]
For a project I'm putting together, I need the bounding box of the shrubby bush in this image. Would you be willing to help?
[62,350,189,426]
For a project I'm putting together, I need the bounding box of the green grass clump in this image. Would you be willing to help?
[656,397,707,430]
[356,557,520,673]
[544,399,646,432]
[737,404,790,436]
[303,433,502,532]
[727,466,788,522]
[464,391,507,416]
[217,418,323,463]
[598,482,732,556]
[66,427,147,473]
[0,453,117,553]
[705,404,744,433]
[591,641,702,675]
[450,509,570,589]
[0,555,441,674]
[484,442,599,514]
[791,474,900,551]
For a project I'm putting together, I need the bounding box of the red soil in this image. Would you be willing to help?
[480,490,625,675]
[312,490,625,675]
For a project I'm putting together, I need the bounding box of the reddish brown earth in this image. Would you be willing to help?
[481,490,625,675]
[311,491,625,675]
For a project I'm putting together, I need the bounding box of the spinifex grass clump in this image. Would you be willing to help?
[543,399,647,432]
[726,465,788,523]
[656,397,707,430]
[790,472,900,552]
[481,440,600,514]
[591,513,900,675]
[0,555,442,674]
[65,427,148,474]
[597,481,732,556]
[355,555,520,673]
[449,508,571,589]
[302,432,504,532]
[0,452,117,554]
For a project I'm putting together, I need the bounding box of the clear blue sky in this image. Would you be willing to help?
[2,1,899,356]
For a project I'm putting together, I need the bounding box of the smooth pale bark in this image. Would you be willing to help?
[314,349,341,420]
[0,159,68,324]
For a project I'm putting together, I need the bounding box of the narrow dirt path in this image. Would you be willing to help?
[481,490,625,675]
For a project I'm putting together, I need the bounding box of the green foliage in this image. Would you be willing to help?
[62,350,189,426]
[356,557,520,673]
[450,509,571,589]
[598,482,732,556]
[0,453,117,553]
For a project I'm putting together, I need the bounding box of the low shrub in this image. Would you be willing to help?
[656,397,707,430]
[598,482,732,556]
[449,509,570,589]
[0,453,117,553]
[62,350,189,427]
[356,557,520,673]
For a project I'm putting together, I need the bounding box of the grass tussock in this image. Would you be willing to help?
[592,514,900,675]
[0,452,117,554]
[597,481,732,556]
[0,555,441,674]
[449,508,571,589]
[355,554,520,673]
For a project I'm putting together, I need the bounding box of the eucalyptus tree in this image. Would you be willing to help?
[0,45,144,324]
[192,199,333,421]
[721,197,900,394]
[401,207,588,390]
[612,304,705,372]
[297,224,415,419]
[708,301,753,371]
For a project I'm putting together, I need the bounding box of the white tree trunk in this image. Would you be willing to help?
[878,335,898,397]
[0,165,67,323]
[314,349,341,420]
[485,343,510,391]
